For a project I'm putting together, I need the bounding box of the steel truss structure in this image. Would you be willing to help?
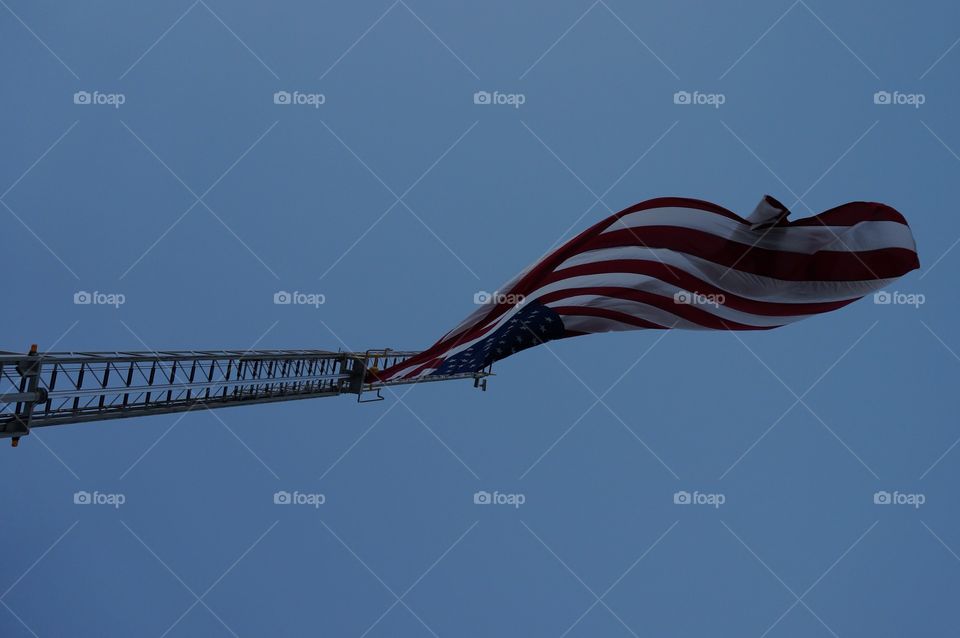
[0,347,492,445]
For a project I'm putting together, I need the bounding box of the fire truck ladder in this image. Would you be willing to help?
[0,347,492,446]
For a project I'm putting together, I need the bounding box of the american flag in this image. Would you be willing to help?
[374,196,919,382]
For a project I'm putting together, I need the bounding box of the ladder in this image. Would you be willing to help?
[0,346,492,446]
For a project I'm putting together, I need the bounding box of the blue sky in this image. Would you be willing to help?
[2,1,959,636]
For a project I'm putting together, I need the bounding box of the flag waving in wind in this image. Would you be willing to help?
[374,196,919,382]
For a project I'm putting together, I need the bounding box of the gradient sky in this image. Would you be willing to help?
[2,1,959,636]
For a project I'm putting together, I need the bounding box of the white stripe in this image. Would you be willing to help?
[544,289,807,328]
[605,207,915,254]
[550,248,899,303]
[546,295,700,329]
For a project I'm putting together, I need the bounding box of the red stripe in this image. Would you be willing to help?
[786,201,910,227]
[551,305,668,330]
[613,199,910,228]
[537,260,859,316]
[606,197,746,225]
[587,227,918,281]
[609,202,909,227]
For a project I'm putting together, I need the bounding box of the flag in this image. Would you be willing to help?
[374,196,919,382]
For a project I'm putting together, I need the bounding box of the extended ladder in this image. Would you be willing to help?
[0,347,492,445]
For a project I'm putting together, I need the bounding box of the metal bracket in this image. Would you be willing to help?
[344,354,367,395]
[6,344,43,446]
[349,349,390,402]
[357,388,384,403]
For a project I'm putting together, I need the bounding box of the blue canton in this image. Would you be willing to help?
[431,303,565,376]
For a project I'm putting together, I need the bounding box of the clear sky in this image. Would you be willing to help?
[2,1,959,636]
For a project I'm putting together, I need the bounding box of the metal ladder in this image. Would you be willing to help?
[0,346,492,445]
